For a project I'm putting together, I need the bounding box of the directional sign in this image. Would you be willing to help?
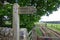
[13,3,37,40]
[19,6,37,14]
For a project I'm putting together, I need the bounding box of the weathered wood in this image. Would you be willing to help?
[13,3,36,40]
[13,3,20,40]
[19,6,36,14]
[32,29,37,40]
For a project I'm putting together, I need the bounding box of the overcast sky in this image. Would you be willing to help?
[40,7,60,22]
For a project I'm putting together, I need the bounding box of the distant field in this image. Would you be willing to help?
[47,24,60,32]
[35,23,60,36]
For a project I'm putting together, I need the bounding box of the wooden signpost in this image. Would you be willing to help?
[13,3,19,40]
[19,6,36,14]
[13,3,36,40]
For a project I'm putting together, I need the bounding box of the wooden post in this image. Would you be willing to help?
[13,3,36,40]
[13,3,20,40]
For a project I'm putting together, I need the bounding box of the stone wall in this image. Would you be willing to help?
[0,27,13,40]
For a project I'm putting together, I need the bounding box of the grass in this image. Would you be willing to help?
[35,27,43,36]
[47,24,60,32]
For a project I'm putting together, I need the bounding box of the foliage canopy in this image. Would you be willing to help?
[0,0,60,31]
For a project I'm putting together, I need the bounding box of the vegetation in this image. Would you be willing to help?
[47,24,60,32]
[35,27,43,36]
[0,0,60,31]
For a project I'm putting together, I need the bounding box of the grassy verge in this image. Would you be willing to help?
[35,27,43,36]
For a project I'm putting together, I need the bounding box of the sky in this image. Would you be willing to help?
[40,7,60,22]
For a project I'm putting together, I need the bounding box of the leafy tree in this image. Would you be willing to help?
[0,3,12,27]
[0,0,60,31]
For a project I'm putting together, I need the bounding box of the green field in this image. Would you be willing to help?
[35,23,60,36]
[47,24,60,32]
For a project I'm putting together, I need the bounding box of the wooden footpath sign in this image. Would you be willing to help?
[19,6,36,14]
[13,3,36,40]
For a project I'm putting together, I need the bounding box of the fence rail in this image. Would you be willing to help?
[31,28,60,40]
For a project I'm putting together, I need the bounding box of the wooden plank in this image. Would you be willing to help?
[13,3,20,40]
[19,6,36,14]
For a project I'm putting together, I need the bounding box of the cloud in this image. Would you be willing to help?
[40,8,60,21]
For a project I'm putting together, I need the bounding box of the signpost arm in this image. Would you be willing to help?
[13,3,20,40]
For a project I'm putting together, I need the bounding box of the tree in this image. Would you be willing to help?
[0,0,60,31]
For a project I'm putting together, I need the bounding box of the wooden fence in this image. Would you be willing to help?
[31,29,60,40]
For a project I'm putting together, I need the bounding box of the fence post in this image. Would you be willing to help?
[32,29,37,40]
